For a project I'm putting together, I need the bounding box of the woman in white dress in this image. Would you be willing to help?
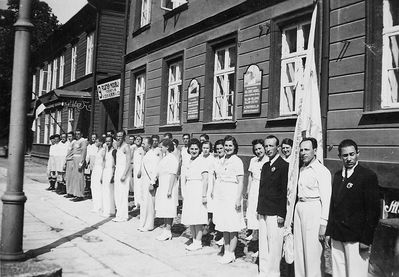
[246,139,268,243]
[90,137,105,214]
[181,139,209,251]
[154,139,179,241]
[137,137,161,231]
[212,135,245,264]
[102,135,116,217]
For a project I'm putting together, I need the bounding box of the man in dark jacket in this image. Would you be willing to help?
[326,139,380,277]
[257,135,289,276]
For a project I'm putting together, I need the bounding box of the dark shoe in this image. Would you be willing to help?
[64,194,74,198]
[46,186,55,191]
[71,197,85,202]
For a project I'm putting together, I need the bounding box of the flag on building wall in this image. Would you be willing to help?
[31,97,46,131]
[284,5,323,230]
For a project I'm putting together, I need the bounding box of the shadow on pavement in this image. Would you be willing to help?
[24,218,112,260]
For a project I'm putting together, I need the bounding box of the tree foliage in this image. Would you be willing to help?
[0,0,59,142]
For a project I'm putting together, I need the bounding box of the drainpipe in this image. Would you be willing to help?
[118,0,130,130]
[90,3,100,135]
[0,0,32,261]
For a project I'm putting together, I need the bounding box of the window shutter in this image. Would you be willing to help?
[203,43,214,123]
[160,59,168,126]
[268,20,282,119]
[134,0,143,32]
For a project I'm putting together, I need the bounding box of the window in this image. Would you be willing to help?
[52,58,58,90]
[44,114,49,144]
[46,62,52,92]
[161,0,187,11]
[381,0,399,108]
[167,61,182,124]
[279,22,310,115]
[68,108,74,132]
[134,73,146,128]
[71,45,77,82]
[32,75,36,100]
[85,33,94,75]
[59,54,65,87]
[39,68,45,96]
[49,112,55,136]
[212,45,236,120]
[141,0,151,27]
[36,118,41,143]
[56,110,61,134]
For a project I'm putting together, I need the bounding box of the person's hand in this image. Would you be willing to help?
[167,191,172,198]
[137,171,141,179]
[243,192,249,200]
[149,184,154,191]
[359,243,370,252]
[325,236,331,249]
[202,196,207,205]
[235,199,241,211]
[277,216,285,227]
[319,225,327,242]
[210,192,214,199]
[120,174,126,182]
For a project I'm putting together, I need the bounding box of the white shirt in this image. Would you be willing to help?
[298,158,332,225]
[341,162,358,179]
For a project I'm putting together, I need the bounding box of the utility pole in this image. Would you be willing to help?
[0,0,33,261]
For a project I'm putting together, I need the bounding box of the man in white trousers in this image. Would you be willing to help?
[257,135,289,276]
[294,137,331,277]
[113,130,132,222]
[326,139,380,277]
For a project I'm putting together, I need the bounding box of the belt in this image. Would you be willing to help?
[298,197,320,202]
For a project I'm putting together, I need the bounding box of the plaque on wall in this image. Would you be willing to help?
[242,65,262,115]
[187,79,200,121]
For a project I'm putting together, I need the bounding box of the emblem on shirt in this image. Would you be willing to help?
[346,182,353,189]
[271,167,276,172]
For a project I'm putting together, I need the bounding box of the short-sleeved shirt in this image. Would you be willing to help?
[215,154,244,183]
[186,156,208,181]
[248,155,269,181]
[159,152,179,176]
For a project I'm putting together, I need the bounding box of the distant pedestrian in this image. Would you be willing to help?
[90,136,105,214]
[113,130,132,222]
[69,129,87,202]
[154,139,179,241]
[181,138,209,251]
[102,135,116,217]
[213,135,245,264]
[326,139,380,277]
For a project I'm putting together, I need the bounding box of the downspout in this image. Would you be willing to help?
[90,4,101,135]
[118,0,130,130]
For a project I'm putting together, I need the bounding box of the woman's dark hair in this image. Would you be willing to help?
[202,141,213,153]
[214,139,224,152]
[172,138,179,147]
[96,136,105,144]
[251,139,265,156]
[187,138,202,155]
[161,138,174,153]
[281,138,293,147]
[224,135,239,154]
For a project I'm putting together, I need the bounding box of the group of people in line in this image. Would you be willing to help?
[46,130,381,277]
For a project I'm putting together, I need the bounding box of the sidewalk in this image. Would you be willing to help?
[0,158,258,277]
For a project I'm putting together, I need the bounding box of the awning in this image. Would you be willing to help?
[39,89,91,106]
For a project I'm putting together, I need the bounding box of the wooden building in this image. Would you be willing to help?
[31,0,125,160]
[122,0,399,201]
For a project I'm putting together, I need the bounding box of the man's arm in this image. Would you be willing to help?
[121,144,131,181]
[361,170,380,246]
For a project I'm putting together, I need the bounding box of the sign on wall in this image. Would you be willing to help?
[187,79,200,121]
[242,65,262,115]
[97,79,120,101]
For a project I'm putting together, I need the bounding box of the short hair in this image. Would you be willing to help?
[53,134,60,139]
[49,135,55,140]
[187,138,202,154]
[116,130,126,137]
[135,135,142,140]
[300,137,318,150]
[202,141,213,152]
[224,135,239,154]
[105,135,113,142]
[107,130,115,135]
[143,136,153,146]
[265,135,279,147]
[151,134,160,142]
[338,139,358,156]
[182,133,190,139]
[97,136,105,144]
[60,133,67,137]
[164,132,173,139]
[200,133,209,141]
[161,138,174,153]
[214,139,224,152]
[91,133,98,138]
[251,139,265,155]
[75,129,81,133]
[67,131,74,137]
[172,138,179,147]
[281,138,293,147]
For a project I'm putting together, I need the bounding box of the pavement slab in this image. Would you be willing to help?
[0,158,258,276]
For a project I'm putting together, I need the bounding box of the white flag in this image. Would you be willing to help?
[285,5,323,230]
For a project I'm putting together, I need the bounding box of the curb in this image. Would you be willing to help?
[1,261,62,277]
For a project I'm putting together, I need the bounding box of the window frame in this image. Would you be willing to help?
[140,0,151,27]
[85,32,94,75]
[39,68,45,96]
[32,74,36,99]
[44,113,49,144]
[166,61,183,124]
[71,44,77,82]
[49,112,55,136]
[36,118,41,143]
[67,107,74,132]
[134,73,146,128]
[51,58,58,90]
[56,110,61,134]
[46,62,52,92]
[59,54,65,87]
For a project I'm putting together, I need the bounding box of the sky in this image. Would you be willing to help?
[0,0,87,24]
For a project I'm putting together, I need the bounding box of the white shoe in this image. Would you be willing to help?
[156,230,172,241]
[215,237,224,246]
[186,240,202,251]
[218,252,235,264]
[112,217,127,222]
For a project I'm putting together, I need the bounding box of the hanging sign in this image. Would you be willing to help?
[97,79,120,101]
[187,79,200,121]
[242,65,262,115]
